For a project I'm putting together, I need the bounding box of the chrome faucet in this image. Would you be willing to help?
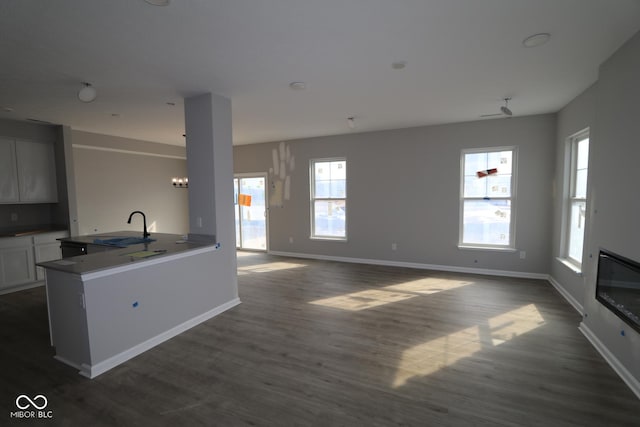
[127,211,150,239]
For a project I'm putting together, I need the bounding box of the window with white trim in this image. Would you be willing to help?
[310,158,346,239]
[460,147,516,248]
[563,130,589,267]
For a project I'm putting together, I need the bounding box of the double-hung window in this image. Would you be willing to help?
[564,130,589,267]
[310,158,347,239]
[460,147,516,248]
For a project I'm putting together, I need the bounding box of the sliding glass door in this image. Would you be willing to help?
[234,175,268,250]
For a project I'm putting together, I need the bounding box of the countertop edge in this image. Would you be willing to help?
[81,245,219,280]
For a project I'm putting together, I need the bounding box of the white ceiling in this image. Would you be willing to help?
[1,0,639,146]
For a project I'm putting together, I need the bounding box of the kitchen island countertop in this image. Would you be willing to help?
[40,231,218,277]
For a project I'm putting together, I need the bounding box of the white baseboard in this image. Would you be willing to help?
[579,322,640,400]
[75,298,241,379]
[547,275,584,315]
[268,250,548,280]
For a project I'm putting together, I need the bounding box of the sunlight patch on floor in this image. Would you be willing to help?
[392,325,482,387]
[384,277,471,295]
[392,304,545,387]
[309,277,471,311]
[485,303,545,346]
[310,289,417,311]
[237,261,306,275]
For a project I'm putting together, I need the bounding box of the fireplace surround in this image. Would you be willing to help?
[596,249,640,334]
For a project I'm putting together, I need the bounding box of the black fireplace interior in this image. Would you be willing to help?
[596,249,640,333]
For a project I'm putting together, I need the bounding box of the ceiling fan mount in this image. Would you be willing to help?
[481,97,513,118]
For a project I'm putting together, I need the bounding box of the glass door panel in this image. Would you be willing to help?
[234,175,267,250]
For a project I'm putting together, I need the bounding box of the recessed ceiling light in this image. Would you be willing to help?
[522,33,551,48]
[144,0,170,6]
[289,82,306,90]
[391,61,407,70]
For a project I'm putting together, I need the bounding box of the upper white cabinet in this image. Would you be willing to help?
[16,139,58,203]
[0,138,58,204]
[0,138,20,203]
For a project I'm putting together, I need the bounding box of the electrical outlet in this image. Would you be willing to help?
[196,217,202,227]
[519,251,526,259]
[10,212,18,222]
[289,237,293,244]
[391,243,397,251]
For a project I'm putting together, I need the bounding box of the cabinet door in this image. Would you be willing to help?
[0,246,36,289]
[35,242,63,281]
[15,139,58,203]
[0,138,20,203]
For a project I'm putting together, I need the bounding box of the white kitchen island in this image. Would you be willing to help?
[38,232,240,378]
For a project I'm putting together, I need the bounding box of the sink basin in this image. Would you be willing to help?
[93,236,155,247]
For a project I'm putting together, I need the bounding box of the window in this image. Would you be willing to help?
[564,130,589,267]
[460,147,516,248]
[311,159,346,239]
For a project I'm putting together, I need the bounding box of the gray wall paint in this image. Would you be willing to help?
[184,92,238,304]
[581,31,640,382]
[549,84,597,309]
[72,131,189,236]
[235,114,556,274]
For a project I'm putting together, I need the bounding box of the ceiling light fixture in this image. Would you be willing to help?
[522,33,551,48]
[480,97,514,118]
[289,82,306,90]
[347,117,355,129]
[500,97,513,116]
[78,82,97,103]
[144,0,170,6]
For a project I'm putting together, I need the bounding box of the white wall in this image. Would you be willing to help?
[580,30,640,389]
[234,114,556,275]
[549,84,597,312]
[72,131,189,236]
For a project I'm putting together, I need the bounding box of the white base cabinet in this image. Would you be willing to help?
[0,238,35,287]
[0,231,68,293]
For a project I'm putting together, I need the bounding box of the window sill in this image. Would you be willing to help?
[556,257,583,276]
[458,245,516,253]
[310,236,347,242]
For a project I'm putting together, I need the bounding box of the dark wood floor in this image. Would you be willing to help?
[1,252,638,426]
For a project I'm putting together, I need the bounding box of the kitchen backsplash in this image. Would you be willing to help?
[0,204,54,229]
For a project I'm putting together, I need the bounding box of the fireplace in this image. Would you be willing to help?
[596,249,640,333]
